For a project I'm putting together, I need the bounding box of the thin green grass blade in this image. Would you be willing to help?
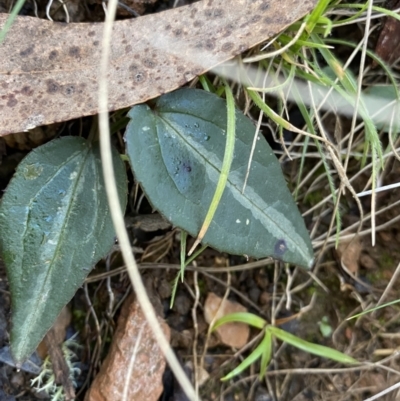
[278,34,333,49]
[294,135,309,201]
[212,312,266,331]
[347,299,400,320]
[247,89,294,132]
[314,35,383,165]
[259,330,272,379]
[293,82,341,241]
[188,79,236,254]
[337,4,400,21]
[179,230,187,283]
[250,63,296,94]
[170,271,181,309]
[0,0,26,43]
[269,326,358,364]
[170,230,187,307]
[199,75,216,93]
[184,245,208,267]
[306,0,332,34]
[326,39,400,99]
[221,337,266,381]
[330,2,368,26]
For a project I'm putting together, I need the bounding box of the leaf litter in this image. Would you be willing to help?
[0,0,317,135]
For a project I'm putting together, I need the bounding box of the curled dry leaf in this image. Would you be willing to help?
[85,295,170,401]
[0,0,317,135]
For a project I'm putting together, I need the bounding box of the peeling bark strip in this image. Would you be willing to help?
[0,0,316,135]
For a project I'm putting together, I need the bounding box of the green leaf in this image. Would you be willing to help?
[0,137,127,363]
[259,330,272,379]
[125,88,314,268]
[221,336,266,381]
[212,312,266,331]
[268,326,358,364]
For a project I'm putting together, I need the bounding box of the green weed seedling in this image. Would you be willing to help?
[212,312,357,381]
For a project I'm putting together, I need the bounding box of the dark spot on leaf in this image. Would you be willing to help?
[264,17,273,24]
[174,28,183,36]
[21,86,33,96]
[21,64,31,72]
[193,20,202,28]
[184,71,193,80]
[134,72,147,83]
[1,82,8,89]
[46,79,59,94]
[251,15,262,23]
[259,1,270,11]
[48,50,58,60]
[182,162,192,173]
[129,64,146,83]
[20,45,34,57]
[7,96,17,107]
[177,66,184,73]
[192,67,203,75]
[143,58,156,68]
[204,8,223,18]
[204,39,215,51]
[69,46,80,58]
[274,239,287,257]
[122,39,127,45]
[125,45,132,53]
[214,8,224,17]
[165,24,171,30]
[64,85,75,96]
[88,30,96,37]
[221,42,234,52]
[93,41,99,46]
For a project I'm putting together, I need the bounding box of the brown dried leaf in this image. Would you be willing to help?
[337,237,362,275]
[0,0,317,135]
[84,294,170,401]
[204,292,249,349]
